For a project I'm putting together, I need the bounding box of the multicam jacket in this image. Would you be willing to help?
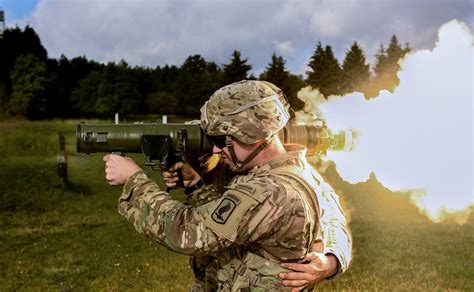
[118,144,352,291]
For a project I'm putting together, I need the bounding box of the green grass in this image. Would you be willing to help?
[0,120,192,291]
[0,120,473,291]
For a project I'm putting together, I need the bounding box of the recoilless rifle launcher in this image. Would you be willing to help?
[76,119,355,178]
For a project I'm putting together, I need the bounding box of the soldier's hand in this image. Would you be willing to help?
[103,154,141,185]
[279,252,339,291]
[162,162,201,188]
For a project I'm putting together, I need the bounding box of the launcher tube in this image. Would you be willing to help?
[76,122,354,156]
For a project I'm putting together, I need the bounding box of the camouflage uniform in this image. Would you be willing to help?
[118,144,351,291]
[198,80,351,283]
[118,80,351,291]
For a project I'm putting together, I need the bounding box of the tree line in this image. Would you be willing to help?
[0,26,410,120]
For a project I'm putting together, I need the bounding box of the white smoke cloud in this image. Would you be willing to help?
[319,20,473,222]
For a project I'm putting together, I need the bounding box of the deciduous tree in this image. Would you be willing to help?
[174,55,223,115]
[0,26,48,114]
[8,54,54,119]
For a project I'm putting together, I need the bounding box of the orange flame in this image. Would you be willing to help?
[202,153,221,174]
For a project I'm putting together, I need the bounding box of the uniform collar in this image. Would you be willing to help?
[248,144,307,176]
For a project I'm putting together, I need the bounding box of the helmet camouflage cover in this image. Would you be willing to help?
[200,80,290,144]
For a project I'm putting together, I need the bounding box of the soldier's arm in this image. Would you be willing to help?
[278,183,351,290]
[316,181,352,276]
[282,182,352,280]
[118,171,286,256]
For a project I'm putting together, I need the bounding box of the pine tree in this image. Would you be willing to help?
[387,35,404,65]
[371,35,410,95]
[367,44,388,98]
[307,43,343,97]
[324,46,343,96]
[259,53,289,86]
[373,44,388,80]
[385,35,404,90]
[341,42,370,95]
[172,55,223,115]
[307,42,325,91]
[282,74,305,111]
[259,53,304,110]
[223,50,252,84]
[403,42,412,56]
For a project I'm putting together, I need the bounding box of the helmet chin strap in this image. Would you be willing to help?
[225,136,272,172]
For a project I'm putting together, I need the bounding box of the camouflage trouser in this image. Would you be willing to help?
[230,252,291,291]
[189,256,218,292]
[189,252,315,292]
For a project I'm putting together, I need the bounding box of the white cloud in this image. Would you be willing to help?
[273,40,295,56]
[11,0,471,74]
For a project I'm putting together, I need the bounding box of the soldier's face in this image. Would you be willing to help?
[212,137,262,172]
[211,137,234,166]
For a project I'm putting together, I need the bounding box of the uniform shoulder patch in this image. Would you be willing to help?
[228,183,256,196]
[211,198,237,224]
[226,182,271,203]
[204,190,261,241]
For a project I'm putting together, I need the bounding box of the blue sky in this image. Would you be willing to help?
[0,0,37,21]
[1,0,473,76]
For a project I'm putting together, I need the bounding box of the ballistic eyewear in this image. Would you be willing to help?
[208,135,227,149]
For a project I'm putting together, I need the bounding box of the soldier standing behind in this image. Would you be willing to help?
[104,80,352,291]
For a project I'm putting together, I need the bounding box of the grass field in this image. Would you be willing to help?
[0,120,473,291]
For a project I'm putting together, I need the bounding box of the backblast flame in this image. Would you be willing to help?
[298,19,474,224]
[202,153,221,174]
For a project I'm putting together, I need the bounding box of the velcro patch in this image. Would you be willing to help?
[226,182,270,203]
[204,190,260,241]
[224,193,241,205]
[211,198,236,224]
[228,183,256,196]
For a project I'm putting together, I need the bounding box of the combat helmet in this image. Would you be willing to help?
[200,80,290,171]
[200,80,290,144]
